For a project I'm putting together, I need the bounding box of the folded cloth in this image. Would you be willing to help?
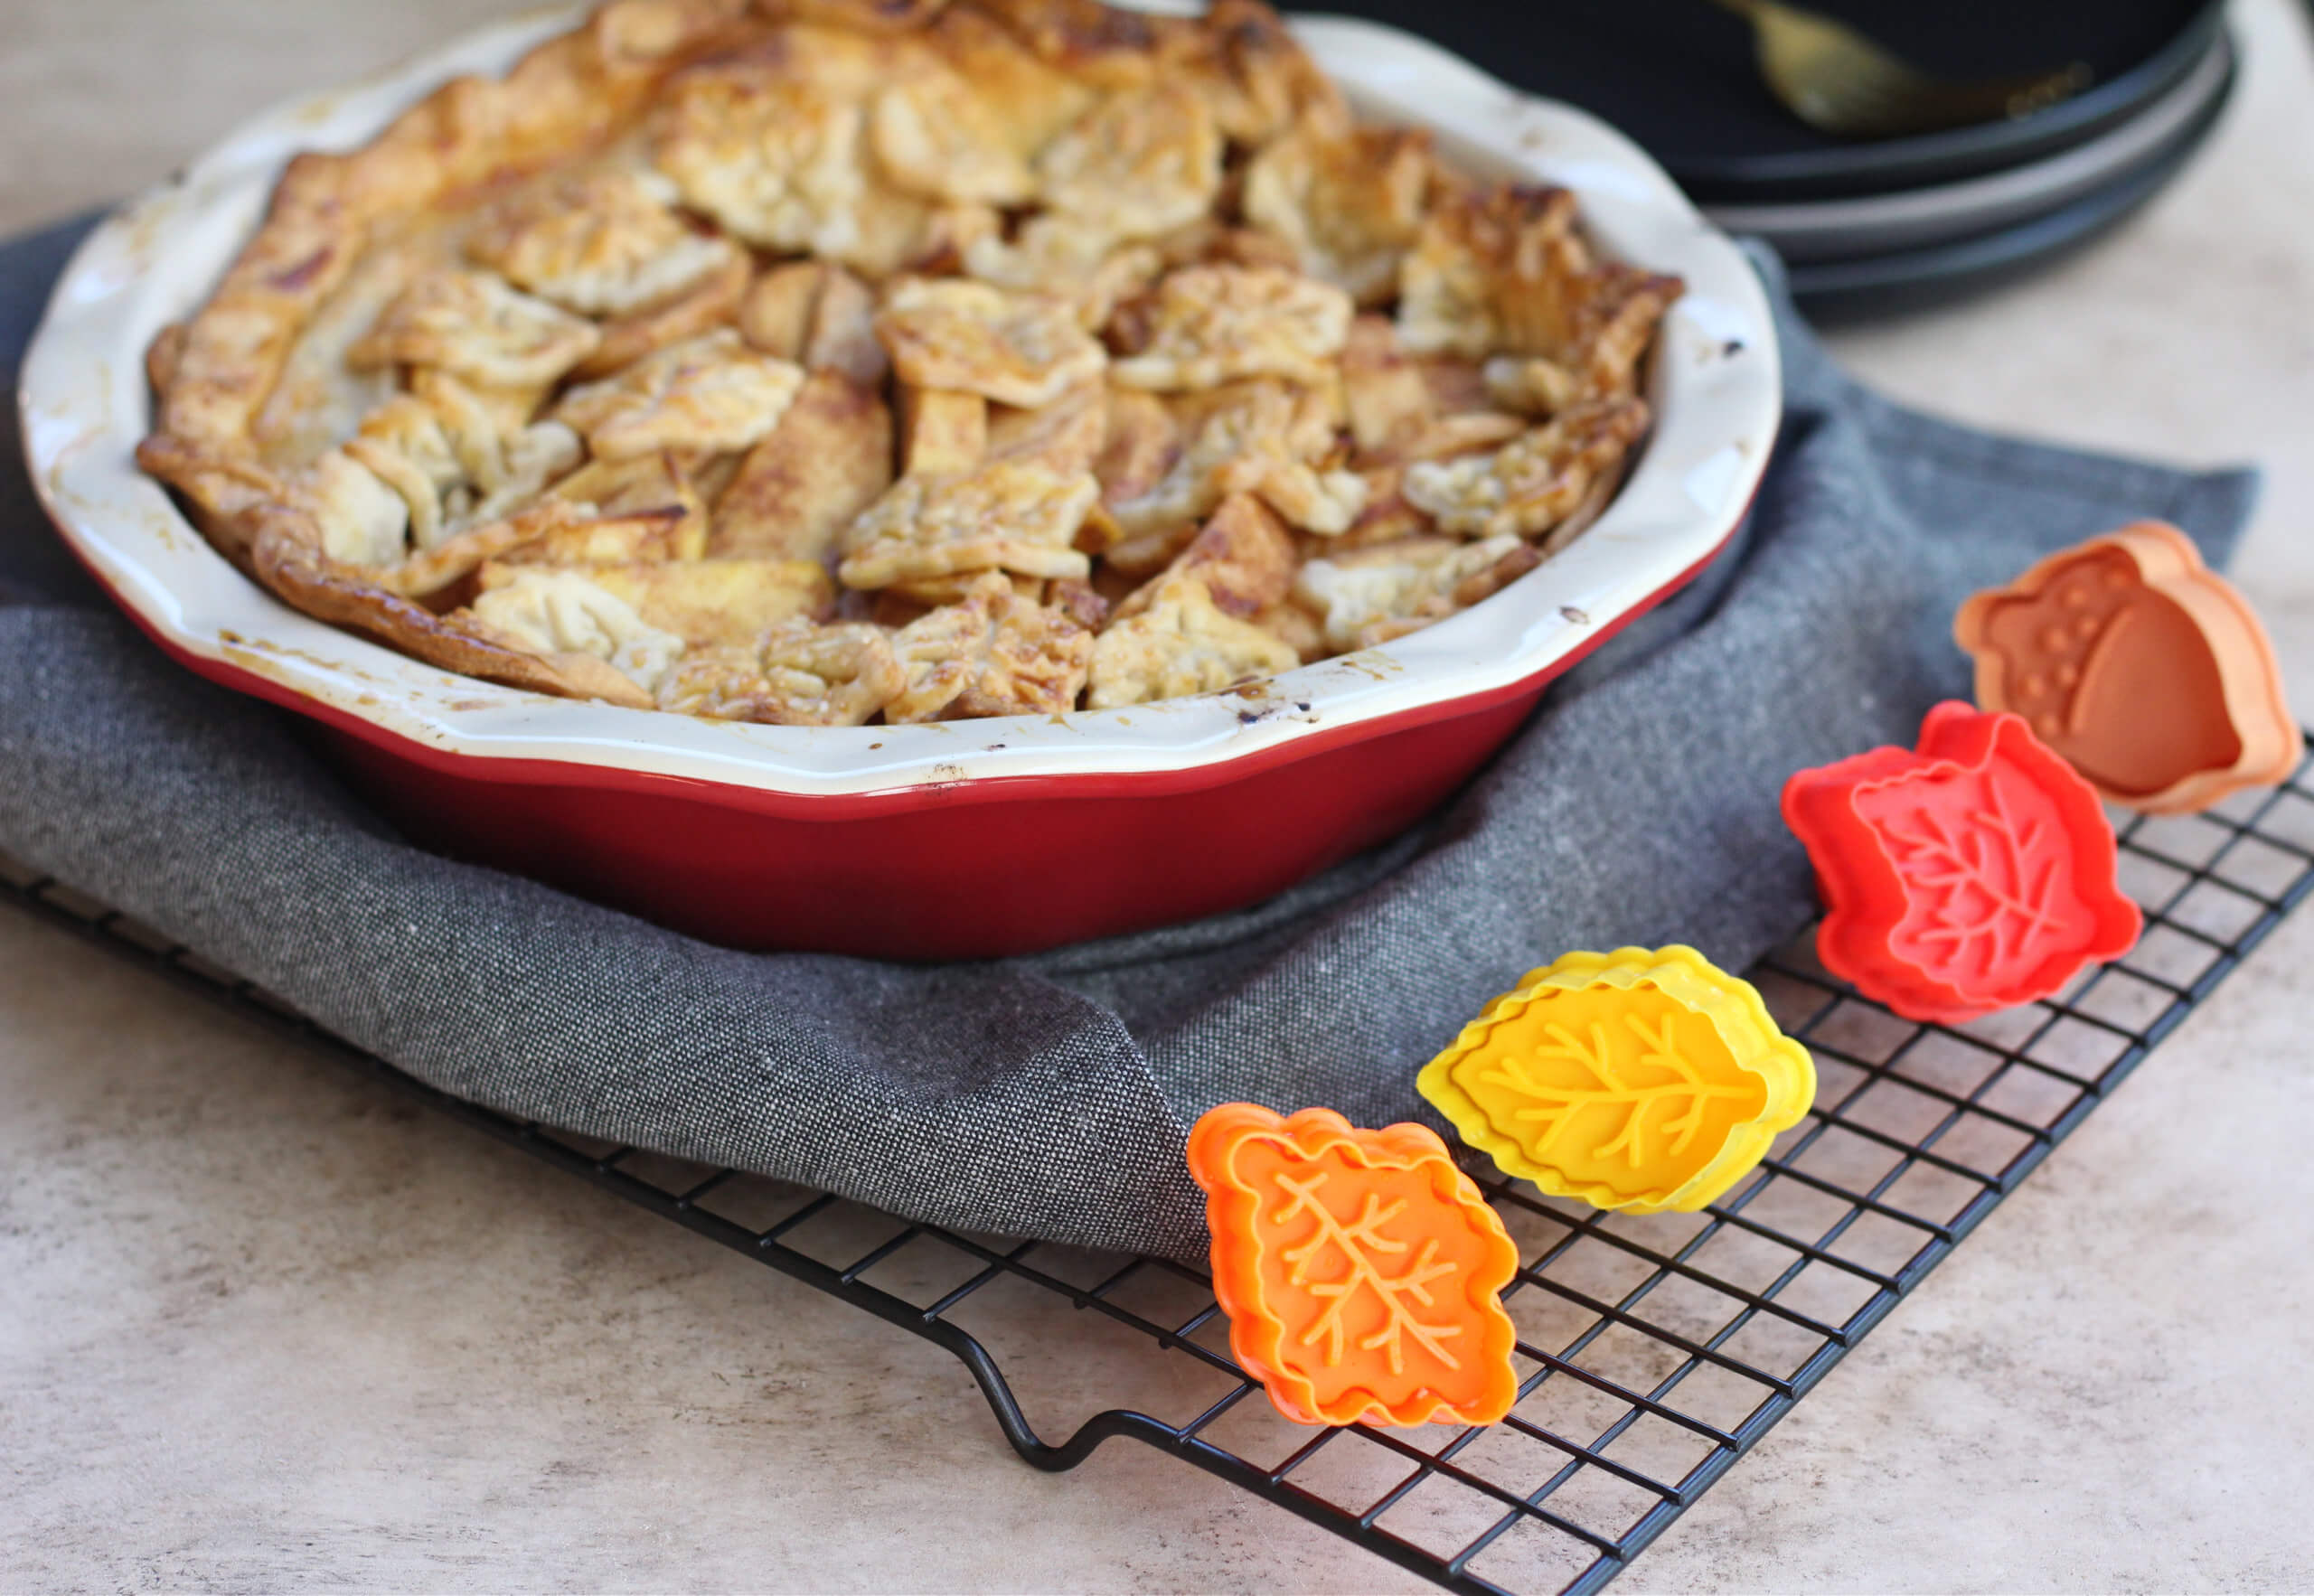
[0,215,2258,1261]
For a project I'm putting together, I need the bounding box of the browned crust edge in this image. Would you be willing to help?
[136,0,756,703]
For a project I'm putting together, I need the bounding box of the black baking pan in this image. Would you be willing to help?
[1785,29,2234,323]
[1704,24,2229,263]
[1316,0,2221,202]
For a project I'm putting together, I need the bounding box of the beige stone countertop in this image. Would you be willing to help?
[5,1,2311,1590]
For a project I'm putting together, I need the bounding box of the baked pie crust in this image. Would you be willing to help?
[137,0,1680,726]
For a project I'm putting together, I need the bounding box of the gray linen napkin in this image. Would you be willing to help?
[0,215,2258,1261]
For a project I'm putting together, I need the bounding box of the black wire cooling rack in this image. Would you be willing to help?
[5,739,2310,1595]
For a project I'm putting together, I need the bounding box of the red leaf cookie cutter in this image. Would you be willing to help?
[1782,702,2141,1024]
[1186,1105,1520,1428]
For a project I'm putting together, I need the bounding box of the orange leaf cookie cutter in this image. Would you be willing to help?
[1417,946,1814,1214]
[1186,1105,1520,1428]
[1955,521,2297,814]
[1783,702,2141,1024]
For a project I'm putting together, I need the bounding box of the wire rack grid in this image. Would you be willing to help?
[5,740,2309,1595]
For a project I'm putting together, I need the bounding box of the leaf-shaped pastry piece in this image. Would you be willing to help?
[1783,703,2142,1024]
[346,268,600,390]
[884,570,1094,721]
[1186,1105,1519,1428]
[553,329,804,460]
[1034,83,1223,240]
[1419,947,1814,1214]
[654,618,903,727]
[1087,577,1299,709]
[1241,119,1432,305]
[465,167,743,318]
[873,278,1107,408]
[1110,266,1352,392]
[1954,521,2298,814]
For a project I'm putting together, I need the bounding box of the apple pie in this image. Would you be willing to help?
[137,0,1680,724]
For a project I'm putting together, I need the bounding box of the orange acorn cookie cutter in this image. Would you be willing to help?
[1783,702,2141,1024]
[1185,1105,1520,1428]
[1955,521,2297,814]
[1417,946,1814,1215]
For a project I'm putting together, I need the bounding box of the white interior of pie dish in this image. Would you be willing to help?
[20,5,1782,797]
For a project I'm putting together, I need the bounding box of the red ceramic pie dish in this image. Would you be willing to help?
[23,10,1781,959]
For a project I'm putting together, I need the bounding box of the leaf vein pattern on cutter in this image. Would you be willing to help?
[1476,1016,1754,1169]
[1275,1173,1463,1375]
[1881,774,2063,976]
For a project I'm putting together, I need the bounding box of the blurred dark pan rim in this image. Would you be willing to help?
[1786,34,2234,322]
[1704,32,2233,263]
[1669,0,2224,202]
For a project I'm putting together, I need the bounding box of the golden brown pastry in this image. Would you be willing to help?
[136,0,1679,722]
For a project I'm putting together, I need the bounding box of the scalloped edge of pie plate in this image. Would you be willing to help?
[20,5,1781,819]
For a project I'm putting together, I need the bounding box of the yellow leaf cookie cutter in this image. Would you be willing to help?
[1418,946,1815,1214]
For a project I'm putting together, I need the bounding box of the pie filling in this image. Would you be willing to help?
[139,0,1681,726]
